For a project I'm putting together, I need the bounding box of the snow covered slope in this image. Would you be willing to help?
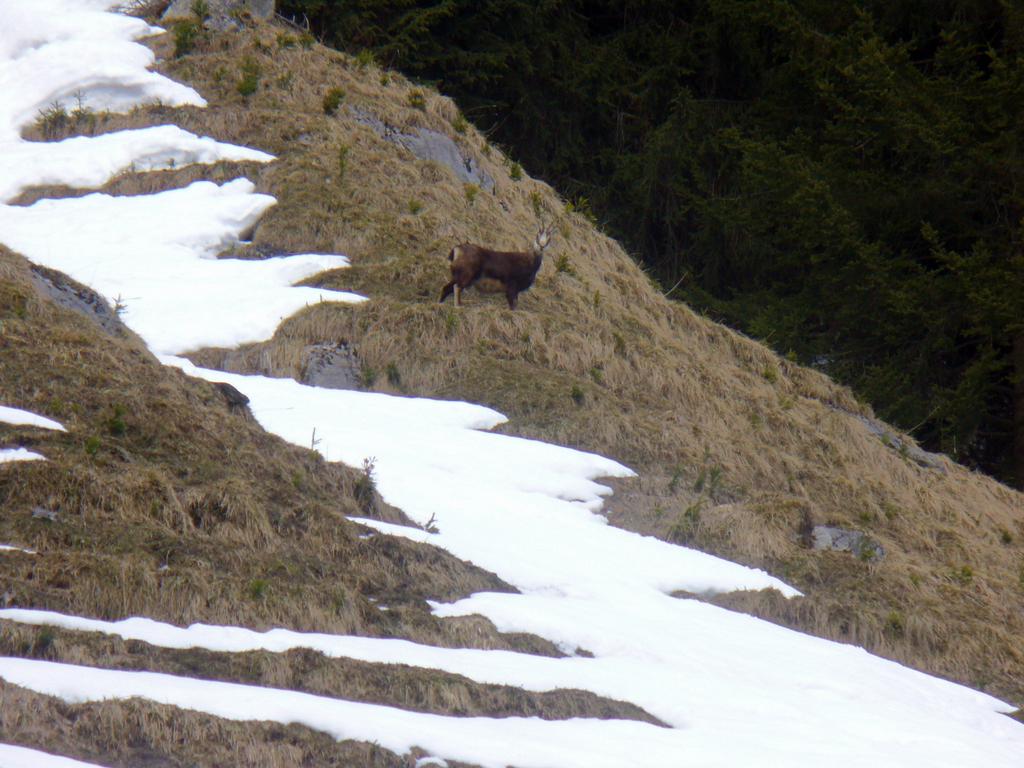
[1,2,1022,767]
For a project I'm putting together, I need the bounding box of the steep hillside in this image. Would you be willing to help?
[2,6,1023,766]
[84,16,1024,703]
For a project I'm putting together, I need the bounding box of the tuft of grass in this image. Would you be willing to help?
[190,0,209,20]
[554,253,575,276]
[355,49,375,69]
[322,86,345,116]
[464,184,479,205]
[669,502,703,544]
[360,365,378,389]
[530,191,543,217]
[570,384,585,406]
[336,144,349,179]
[173,19,201,58]
[236,56,260,97]
[84,435,101,456]
[509,161,523,181]
[276,32,297,50]
[407,90,426,110]
[385,362,401,388]
[407,198,424,215]
[247,578,269,601]
[299,31,315,49]
[107,404,127,437]
[762,364,779,383]
[452,112,468,134]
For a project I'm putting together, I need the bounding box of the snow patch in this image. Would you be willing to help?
[0,405,65,431]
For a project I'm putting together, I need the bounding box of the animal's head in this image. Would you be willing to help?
[532,223,557,259]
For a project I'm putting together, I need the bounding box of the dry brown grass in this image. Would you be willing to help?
[83,19,1024,705]
[5,12,1024,739]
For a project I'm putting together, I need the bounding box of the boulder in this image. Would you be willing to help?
[811,525,885,561]
[854,414,947,472]
[302,342,362,390]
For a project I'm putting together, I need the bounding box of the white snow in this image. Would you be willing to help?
[0,405,65,431]
[0,125,274,203]
[0,2,1023,768]
[0,744,112,768]
[0,448,46,464]
[0,545,36,555]
[0,180,365,354]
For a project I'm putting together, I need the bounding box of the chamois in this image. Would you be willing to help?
[439,224,555,310]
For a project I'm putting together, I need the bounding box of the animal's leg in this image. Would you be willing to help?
[455,284,463,307]
[439,280,456,303]
[506,285,518,310]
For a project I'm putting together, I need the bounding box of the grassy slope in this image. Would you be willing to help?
[132,19,1022,703]
[1,13,1021,764]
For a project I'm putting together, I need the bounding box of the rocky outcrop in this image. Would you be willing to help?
[350,107,495,192]
[29,265,124,336]
[163,0,273,31]
[811,525,885,561]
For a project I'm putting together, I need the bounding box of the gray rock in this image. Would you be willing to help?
[302,342,362,390]
[854,414,946,472]
[811,525,885,561]
[350,107,494,191]
[30,265,125,336]
[163,0,273,31]
[31,506,59,522]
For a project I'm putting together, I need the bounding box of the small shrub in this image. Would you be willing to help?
[570,384,585,406]
[36,101,68,139]
[84,435,101,456]
[299,32,315,49]
[31,627,56,657]
[107,404,127,437]
[884,610,905,638]
[236,57,260,97]
[762,364,779,383]
[247,578,269,601]
[354,457,377,512]
[589,365,603,385]
[360,365,378,389]
[554,253,575,276]
[670,502,703,544]
[592,289,601,308]
[452,112,468,134]
[999,528,1013,544]
[380,72,391,86]
[385,362,401,387]
[276,32,297,49]
[407,90,426,110]
[464,184,479,205]
[190,0,209,19]
[408,198,424,215]
[509,161,523,181]
[667,466,684,494]
[173,19,201,58]
[322,86,345,115]
[952,565,974,585]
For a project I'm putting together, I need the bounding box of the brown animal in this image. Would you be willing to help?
[439,225,555,309]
